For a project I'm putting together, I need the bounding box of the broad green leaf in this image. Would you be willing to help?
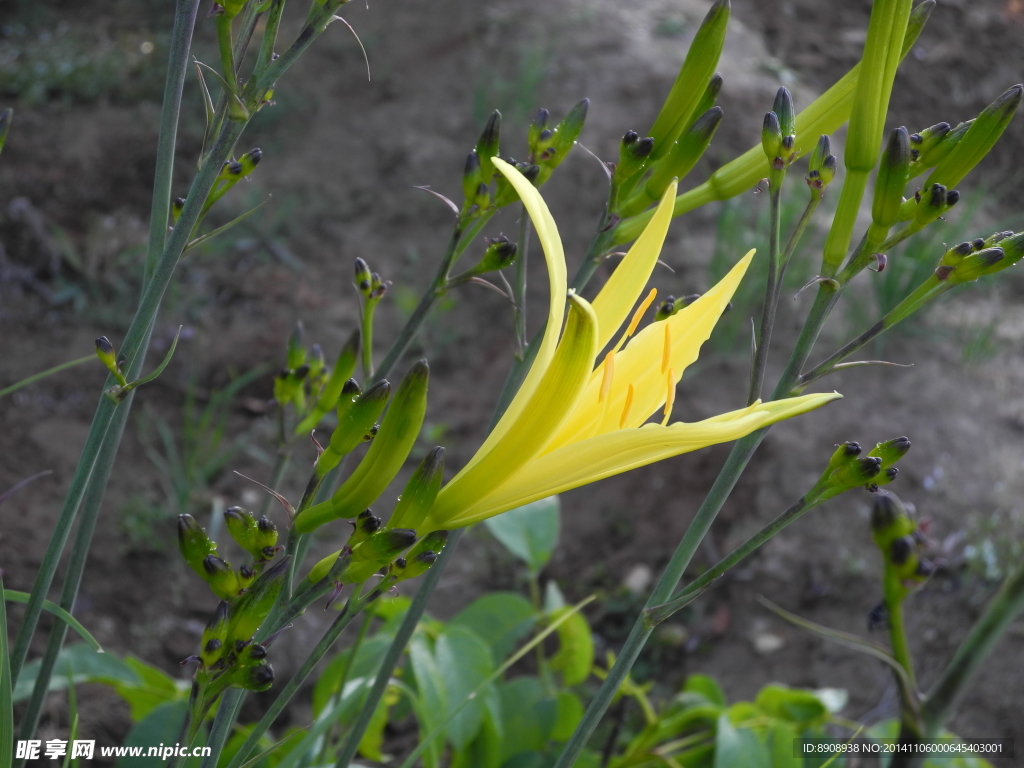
[114,656,185,721]
[497,677,556,765]
[550,691,583,742]
[484,496,560,572]
[755,685,829,728]
[452,688,503,768]
[502,753,546,768]
[548,608,593,686]
[768,721,800,768]
[358,685,400,763]
[684,674,727,707]
[409,635,447,768]
[1,580,13,768]
[450,592,537,662]
[714,714,770,768]
[435,626,495,750]
[15,644,139,703]
[117,701,205,768]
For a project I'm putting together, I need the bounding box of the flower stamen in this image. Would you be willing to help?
[661,322,672,374]
[661,368,676,426]
[620,383,635,429]
[613,288,658,354]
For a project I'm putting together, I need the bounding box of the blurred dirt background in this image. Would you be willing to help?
[2,0,1024,762]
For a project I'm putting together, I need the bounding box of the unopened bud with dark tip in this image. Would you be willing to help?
[871,491,909,534]
[827,441,862,470]
[352,527,417,563]
[466,235,518,276]
[227,556,290,643]
[254,516,278,555]
[286,321,306,370]
[199,601,230,667]
[462,151,484,208]
[178,514,218,578]
[390,446,445,531]
[873,466,899,488]
[972,238,986,252]
[947,247,1005,284]
[224,506,259,556]
[521,164,541,184]
[945,189,960,207]
[890,536,913,566]
[615,135,655,185]
[806,135,836,192]
[202,555,242,600]
[318,378,391,477]
[476,110,501,182]
[829,456,882,489]
[548,98,589,166]
[869,437,910,467]
[940,241,975,267]
[94,336,123,381]
[871,127,911,239]
[691,73,723,126]
[172,197,186,222]
[239,148,262,175]
[245,643,267,661]
[913,183,951,228]
[909,122,950,163]
[348,509,383,549]
[994,231,1024,267]
[761,111,782,164]
[655,298,676,322]
[527,108,550,155]
[232,662,275,692]
[772,86,795,142]
[394,530,448,582]
[354,257,372,295]
[238,564,256,589]
[642,106,722,201]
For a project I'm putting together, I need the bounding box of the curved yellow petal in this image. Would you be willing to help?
[430,391,840,530]
[546,248,756,451]
[430,293,600,523]
[453,158,568,477]
[590,179,678,351]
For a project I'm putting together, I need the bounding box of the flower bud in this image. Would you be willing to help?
[912,182,956,228]
[389,446,445,530]
[476,110,501,184]
[286,321,306,370]
[317,379,391,477]
[531,99,589,187]
[761,111,782,164]
[945,247,1005,284]
[178,514,218,579]
[868,436,910,467]
[827,456,882,492]
[393,531,449,583]
[348,509,383,549]
[870,466,899,489]
[230,661,275,692]
[827,441,862,469]
[238,147,262,175]
[890,535,913,566]
[806,135,836,192]
[351,527,418,563]
[94,336,125,383]
[200,601,230,668]
[615,135,655,185]
[224,506,260,558]
[226,557,290,644]
[908,122,950,164]
[773,87,797,162]
[462,151,485,211]
[354,257,373,296]
[642,106,722,202]
[203,555,243,601]
[462,235,518,277]
[171,197,186,223]
[871,127,911,237]
[527,109,549,158]
[690,74,723,128]
[938,241,975,267]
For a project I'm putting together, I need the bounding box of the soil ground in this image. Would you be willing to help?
[2,0,1024,764]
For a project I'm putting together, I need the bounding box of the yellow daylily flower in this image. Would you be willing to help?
[421,158,841,532]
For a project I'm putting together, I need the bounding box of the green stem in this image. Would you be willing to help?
[253,0,286,81]
[513,203,531,358]
[747,183,784,405]
[224,586,383,768]
[782,192,821,267]
[360,298,376,380]
[0,356,94,400]
[371,213,493,383]
[8,0,226,692]
[216,16,237,93]
[821,169,869,276]
[922,558,1024,734]
[199,689,245,768]
[886,594,916,692]
[645,493,820,625]
[332,527,465,768]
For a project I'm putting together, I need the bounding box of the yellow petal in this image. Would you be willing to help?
[590,180,678,351]
[429,391,840,529]
[546,248,755,451]
[430,293,600,523]
[454,158,568,477]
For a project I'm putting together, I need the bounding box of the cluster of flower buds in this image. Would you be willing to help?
[871,491,937,599]
[174,148,262,224]
[94,330,181,403]
[355,256,389,305]
[295,360,432,531]
[450,235,518,283]
[805,135,837,196]
[761,87,797,187]
[813,436,910,502]
[186,556,291,697]
[178,507,280,601]
[934,231,1024,284]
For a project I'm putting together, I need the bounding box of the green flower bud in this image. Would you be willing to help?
[227,557,290,644]
[945,247,1005,284]
[230,661,275,692]
[171,197,186,223]
[530,99,589,187]
[316,379,391,478]
[389,447,445,530]
[200,601,230,668]
[614,134,655,185]
[828,456,882,489]
[806,135,836,192]
[348,509,383,549]
[689,74,723,130]
[178,514,218,579]
[773,87,796,160]
[394,531,449,583]
[908,122,949,163]
[286,321,306,370]
[354,257,373,296]
[351,528,417,564]
[912,183,957,228]
[94,336,126,384]
[224,506,258,554]
[297,361,429,533]
[871,127,911,237]
[938,241,975,267]
[642,106,723,201]
[827,441,862,470]
[761,111,782,164]
[462,151,485,211]
[238,564,257,590]
[203,555,243,601]
[254,516,278,560]
[654,294,701,322]
[475,110,501,184]
[527,109,549,158]
[296,329,360,436]
[927,84,1023,189]
[220,0,246,19]
[870,466,899,489]
[238,147,262,176]
[868,436,910,467]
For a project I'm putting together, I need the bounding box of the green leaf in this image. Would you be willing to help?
[358,686,398,763]
[684,674,727,707]
[434,626,495,750]
[755,685,829,728]
[484,496,560,572]
[3,590,103,651]
[497,677,556,765]
[409,635,448,768]
[450,592,537,662]
[713,714,770,768]
[767,721,801,768]
[548,608,593,686]
[1,580,13,768]
[550,691,583,742]
[312,634,392,717]
[14,644,139,703]
[114,657,185,721]
[454,691,503,768]
[543,581,566,614]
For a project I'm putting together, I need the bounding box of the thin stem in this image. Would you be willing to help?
[199,689,245,768]
[8,0,230,691]
[0,355,94,400]
[224,586,382,768]
[254,0,286,81]
[360,298,376,379]
[215,16,237,93]
[258,447,293,517]
[747,184,784,405]
[371,213,492,383]
[513,203,531,359]
[782,193,821,267]
[886,595,916,692]
[645,493,820,625]
[923,559,1024,734]
[332,527,465,768]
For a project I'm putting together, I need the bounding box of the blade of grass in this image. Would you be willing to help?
[0,357,95,400]
[2,593,102,653]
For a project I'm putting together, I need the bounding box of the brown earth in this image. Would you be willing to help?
[2,0,1024,763]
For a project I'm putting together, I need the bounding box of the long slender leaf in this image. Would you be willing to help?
[3,592,102,652]
[0,356,94,400]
